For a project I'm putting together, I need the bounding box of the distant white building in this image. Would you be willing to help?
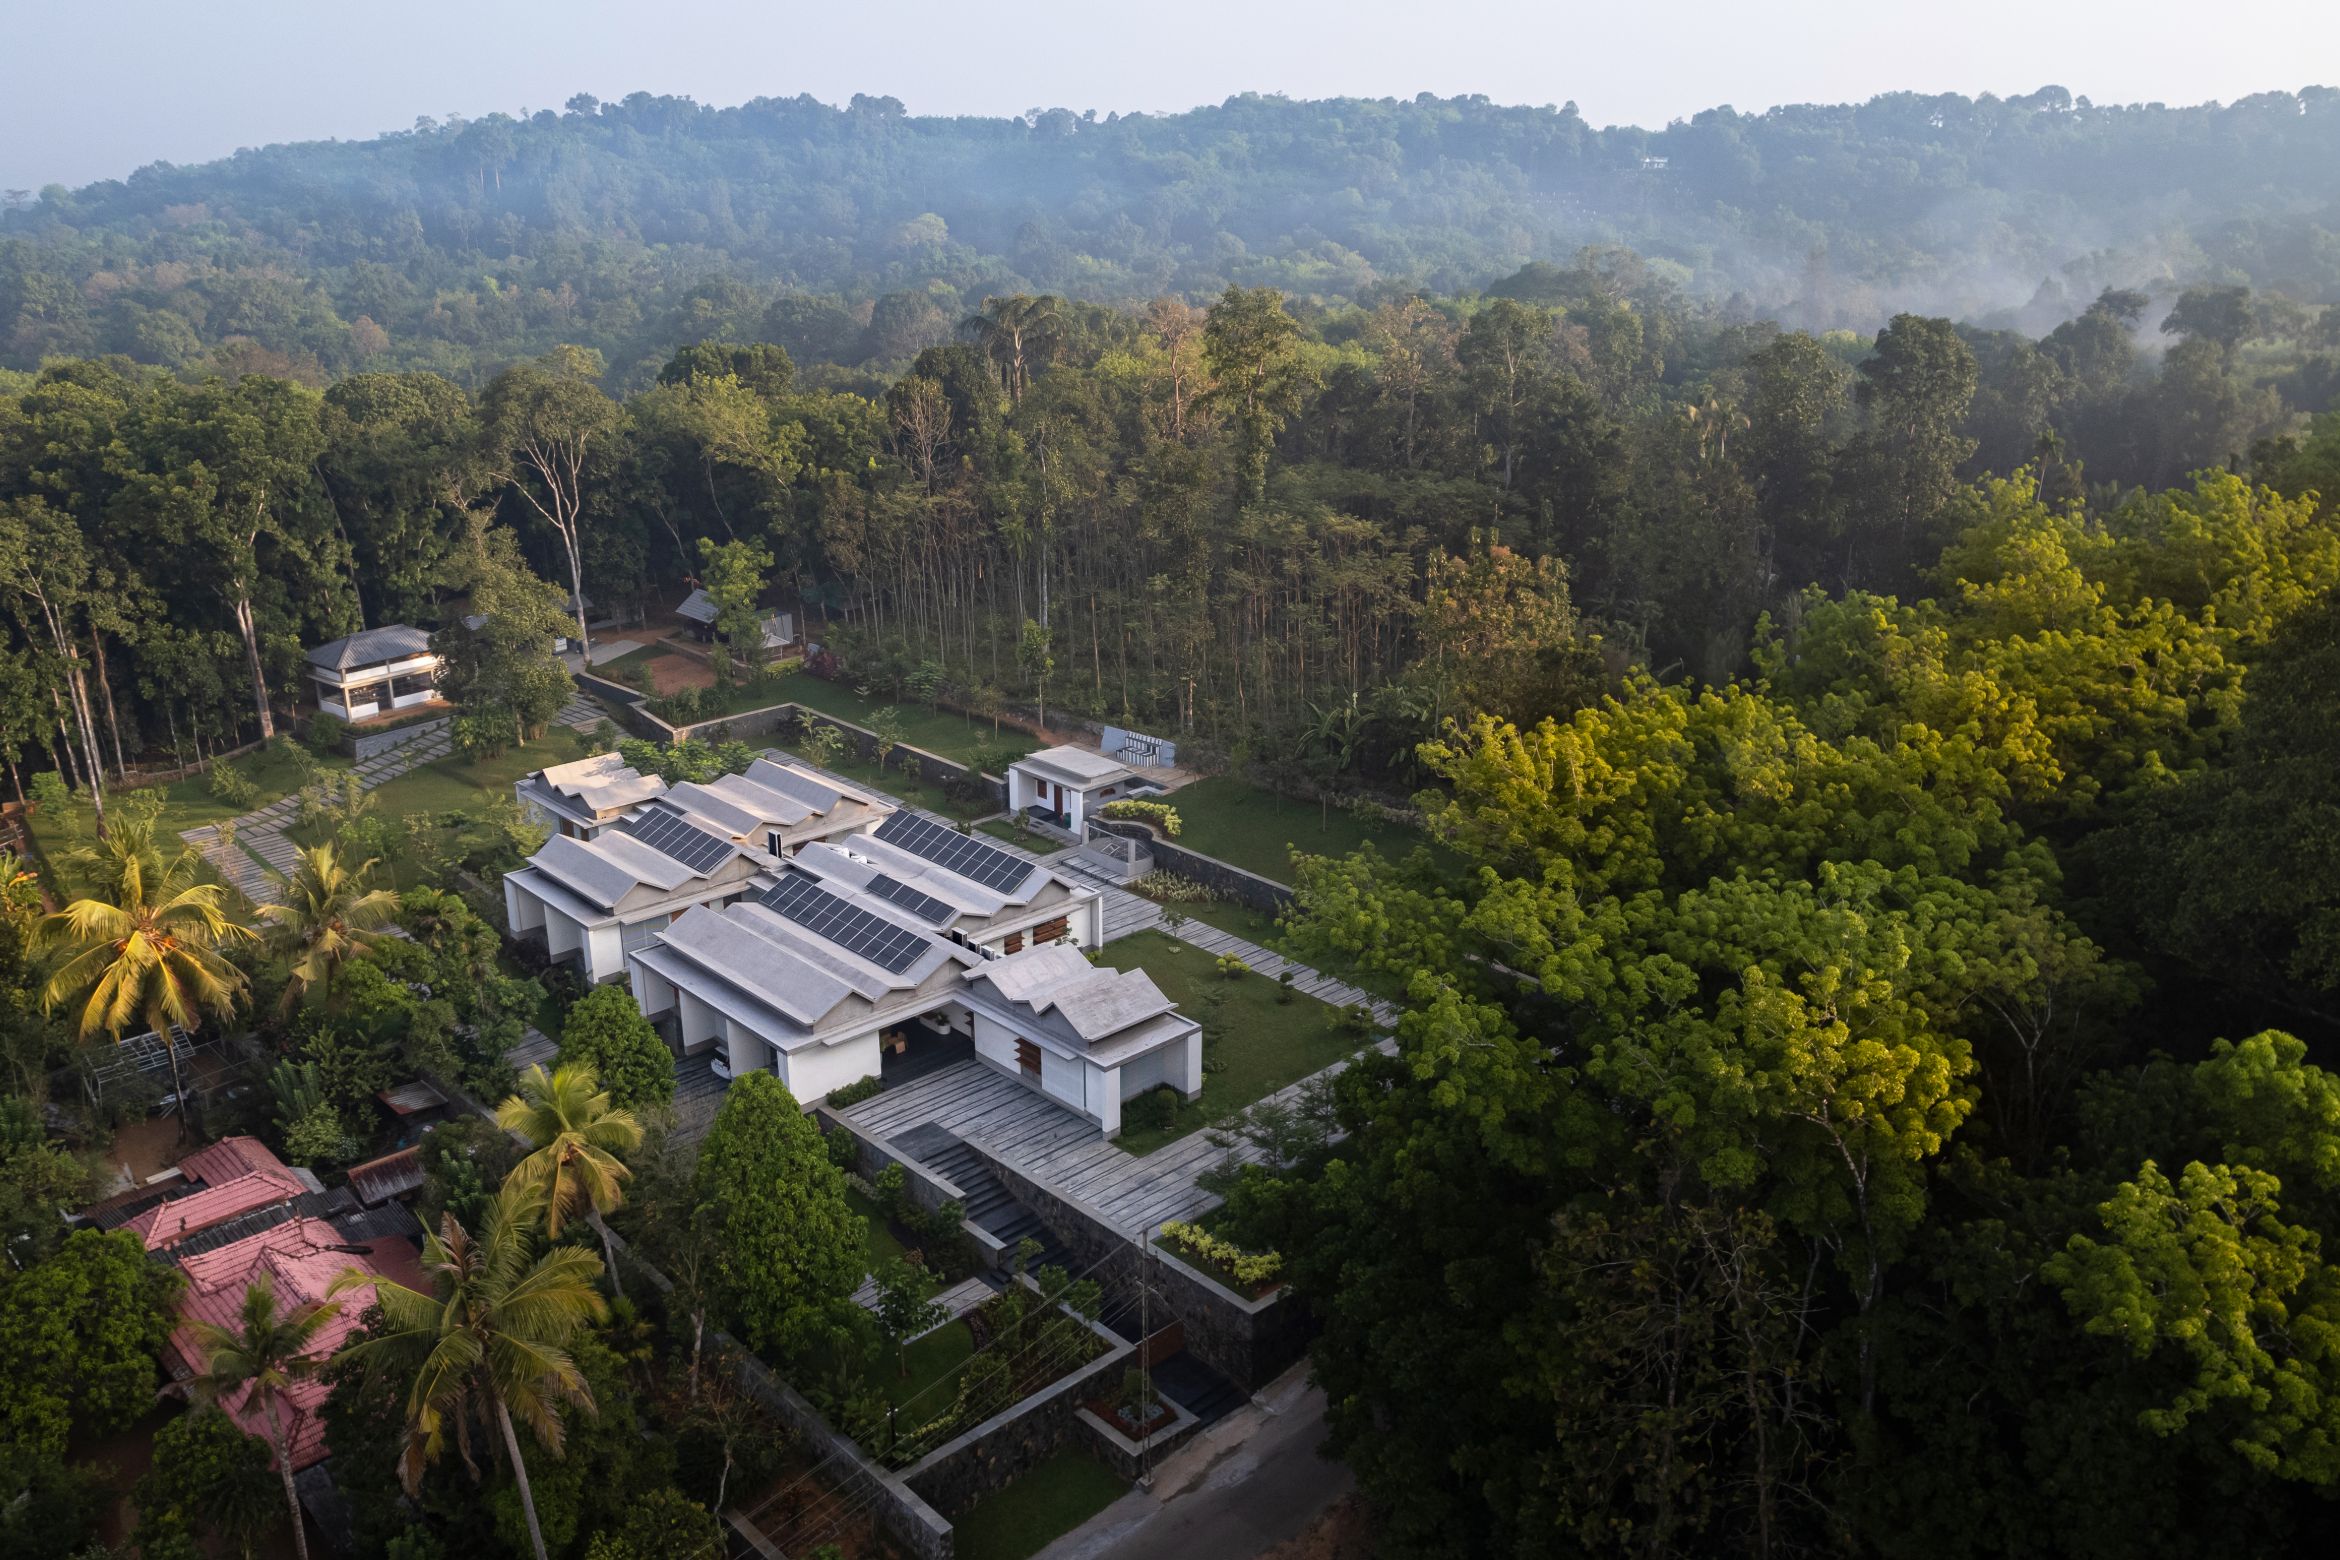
[1005,745,1146,838]
[306,626,442,723]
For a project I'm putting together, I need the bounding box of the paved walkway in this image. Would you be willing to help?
[182,694,606,903]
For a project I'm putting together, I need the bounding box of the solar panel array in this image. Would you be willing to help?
[761,873,930,974]
[863,871,956,924]
[617,806,736,875]
[874,811,1034,893]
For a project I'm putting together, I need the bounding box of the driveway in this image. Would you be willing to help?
[1034,1364,1354,1560]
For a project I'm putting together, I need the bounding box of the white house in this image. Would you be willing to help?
[797,808,1103,955]
[306,626,443,723]
[502,801,775,984]
[652,756,891,857]
[1005,745,1147,837]
[516,753,669,841]
[627,867,1197,1128]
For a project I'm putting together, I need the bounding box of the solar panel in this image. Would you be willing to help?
[617,806,736,875]
[761,873,930,975]
[863,872,955,925]
[873,811,1034,893]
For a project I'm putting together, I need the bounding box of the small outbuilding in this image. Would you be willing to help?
[1006,745,1143,837]
[306,625,442,723]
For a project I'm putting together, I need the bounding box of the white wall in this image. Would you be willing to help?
[1120,1031,1203,1102]
[581,922,624,984]
[544,905,583,960]
[780,1031,884,1105]
[677,989,724,1055]
[972,1012,1025,1076]
[505,877,545,937]
[630,961,676,1018]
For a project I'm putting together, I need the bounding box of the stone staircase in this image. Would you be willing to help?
[892,1122,1074,1276]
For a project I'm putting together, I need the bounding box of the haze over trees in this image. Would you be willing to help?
[5,86,2340,385]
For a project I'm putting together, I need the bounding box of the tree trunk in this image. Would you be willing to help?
[493,1393,552,1560]
[260,1392,313,1560]
[163,1031,192,1144]
[234,594,277,741]
[91,629,127,780]
[687,1309,705,1403]
[599,1221,625,1301]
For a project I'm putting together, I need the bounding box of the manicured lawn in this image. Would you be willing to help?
[979,817,1047,850]
[1098,931,1368,1156]
[27,741,351,879]
[951,1449,1129,1560]
[812,750,993,824]
[770,672,1036,767]
[1165,775,1441,885]
[864,1317,977,1411]
[359,735,579,823]
[848,1187,909,1269]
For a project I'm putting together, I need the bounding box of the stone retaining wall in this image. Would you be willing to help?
[969,1140,1311,1392]
[1093,820,1297,914]
[597,1221,956,1560]
[1074,1397,1205,1481]
[902,1311,1131,1519]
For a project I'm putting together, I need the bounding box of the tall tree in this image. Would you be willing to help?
[1203,286,1311,507]
[261,842,399,1014]
[37,812,254,1129]
[182,1273,343,1560]
[331,1187,609,1560]
[482,347,618,661]
[496,1063,642,1294]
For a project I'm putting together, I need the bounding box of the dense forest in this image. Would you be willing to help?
[6,86,2340,386]
[6,81,2340,1560]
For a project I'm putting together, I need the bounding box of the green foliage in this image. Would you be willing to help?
[581,1486,723,1560]
[825,1075,885,1109]
[558,985,674,1110]
[1100,798,1180,837]
[28,769,67,808]
[304,711,347,754]
[692,1072,867,1362]
[206,760,261,808]
[137,1407,281,1557]
[283,1098,357,1166]
[1159,1220,1282,1291]
[0,1228,180,1461]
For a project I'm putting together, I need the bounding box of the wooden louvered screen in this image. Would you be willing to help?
[1033,916,1070,944]
[1004,931,1024,954]
[1015,1039,1041,1077]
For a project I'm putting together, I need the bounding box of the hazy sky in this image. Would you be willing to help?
[7,0,2335,191]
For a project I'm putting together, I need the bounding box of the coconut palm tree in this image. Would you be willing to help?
[260,842,399,1012]
[330,1186,608,1560]
[497,1063,642,1295]
[183,1272,341,1560]
[38,818,255,1133]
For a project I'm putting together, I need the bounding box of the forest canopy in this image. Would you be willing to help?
[6,86,2340,386]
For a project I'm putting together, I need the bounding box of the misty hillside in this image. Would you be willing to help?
[5,85,2340,386]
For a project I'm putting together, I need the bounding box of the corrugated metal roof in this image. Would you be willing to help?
[676,587,718,623]
[346,1145,425,1206]
[179,1135,288,1187]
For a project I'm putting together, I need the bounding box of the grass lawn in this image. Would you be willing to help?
[811,750,993,824]
[848,1187,909,1269]
[360,734,580,823]
[1098,930,1368,1156]
[27,742,352,879]
[978,817,1047,850]
[1165,775,1443,885]
[770,673,1037,768]
[951,1450,1129,1560]
[864,1317,977,1411]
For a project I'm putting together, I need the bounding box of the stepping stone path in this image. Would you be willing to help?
[180,695,611,904]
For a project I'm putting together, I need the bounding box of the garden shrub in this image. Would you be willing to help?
[827,1074,885,1108]
[824,1125,862,1172]
[283,1099,356,1166]
[559,985,675,1109]
[1160,1220,1283,1291]
[28,769,68,807]
[304,711,347,754]
[1122,1085,1182,1135]
[206,761,259,808]
[1216,954,1251,979]
[1102,798,1181,837]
